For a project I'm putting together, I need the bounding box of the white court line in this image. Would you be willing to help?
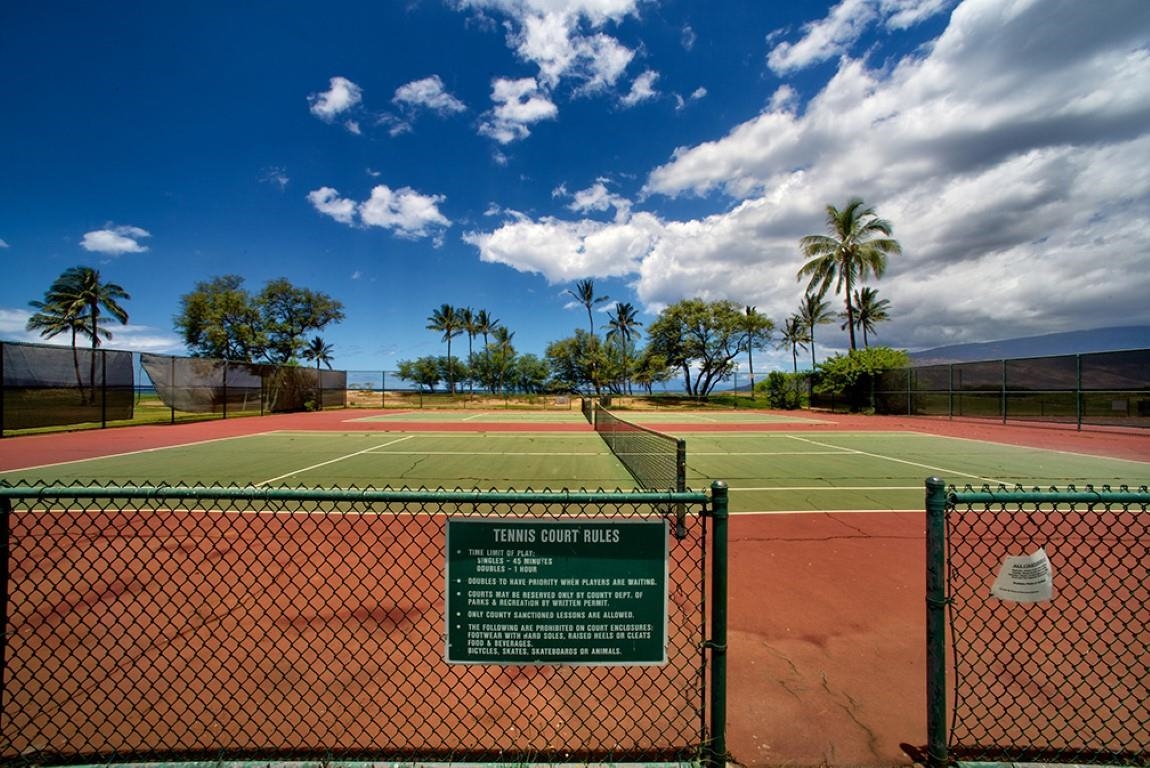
[462,413,489,421]
[785,434,1012,485]
[255,435,415,487]
[692,451,851,456]
[377,451,602,456]
[0,431,284,475]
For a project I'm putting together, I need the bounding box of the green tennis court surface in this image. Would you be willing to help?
[3,428,1145,513]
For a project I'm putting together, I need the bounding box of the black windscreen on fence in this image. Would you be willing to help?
[141,354,347,414]
[875,348,1149,428]
[1,342,134,429]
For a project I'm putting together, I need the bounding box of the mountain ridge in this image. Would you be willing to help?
[909,325,1150,364]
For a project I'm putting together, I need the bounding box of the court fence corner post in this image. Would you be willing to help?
[925,476,949,768]
[706,480,729,768]
[0,495,10,719]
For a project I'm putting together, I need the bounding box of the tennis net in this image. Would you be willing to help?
[593,405,687,493]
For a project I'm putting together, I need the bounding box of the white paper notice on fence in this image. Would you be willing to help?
[990,547,1053,602]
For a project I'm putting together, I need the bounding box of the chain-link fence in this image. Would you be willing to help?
[923,480,1149,767]
[0,342,348,436]
[876,349,1150,428]
[0,482,728,767]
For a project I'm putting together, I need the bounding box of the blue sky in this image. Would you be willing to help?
[2,0,1148,373]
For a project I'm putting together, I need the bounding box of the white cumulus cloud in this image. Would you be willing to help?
[467,0,1150,352]
[308,185,451,240]
[393,75,467,114]
[620,69,658,107]
[308,76,363,121]
[479,77,559,143]
[80,225,150,255]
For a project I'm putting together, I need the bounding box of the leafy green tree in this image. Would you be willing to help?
[798,291,834,370]
[258,278,345,364]
[427,304,463,394]
[631,349,673,395]
[545,330,597,393]
[175,275,265,361]
[646,298,756,398]
[814,346,910,412]
[606,302,642,394]
[397,356,443,392]
[798,198,901,351]
[508,353,550,394]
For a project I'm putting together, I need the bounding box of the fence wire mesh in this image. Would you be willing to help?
[0,483,712,766]
[942,484,1149,766]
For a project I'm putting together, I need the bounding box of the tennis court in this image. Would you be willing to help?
[1,407,1146,767]
[2,413,1145,501]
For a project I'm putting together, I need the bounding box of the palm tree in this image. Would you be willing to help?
[798,198,901,351]
[566,278,609,395]
[26,293,95,402]
[460,307,477,396]
[492,326,515,394]
[474,309,499,393]
[302,336,335,370]
[798,291,834,370]
[31,266,130,404]
[779,315,810,375]
[427,304,463,394]
[606,302,642,395]
[302,336,335,410]
[848,286,892,349]
[740,306,774,399]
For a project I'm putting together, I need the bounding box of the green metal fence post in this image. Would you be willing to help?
[707,480,729,768]
[0,496,10,720]
[925,476,949,768]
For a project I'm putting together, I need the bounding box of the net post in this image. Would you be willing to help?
[100,349,107,428]
[1,341,6,437]
[705,480,729,768]
[925,476,949,768]
[675,438,688,538]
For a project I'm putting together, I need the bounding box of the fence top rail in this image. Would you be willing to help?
[0,481,713,506]
[949,482,1150,505]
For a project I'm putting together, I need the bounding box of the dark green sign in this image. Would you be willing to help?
[445,519,668,665]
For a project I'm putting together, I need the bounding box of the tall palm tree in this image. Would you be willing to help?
[474,309,499,393]
[606,302,642,395]
[427,304,463,394]
[779,315,810,375]
[302,336,335,410]
[460,307,477,396]
[302,336,335,370]
[492,326,515,394]
[848,286,892,349]
[798,198,901,351]
[32,266,130,404]
[739,305,774,399]
[26,293,95,402]
[798,291,834,370]
[566,278,609,395]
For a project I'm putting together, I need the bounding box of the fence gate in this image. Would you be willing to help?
[924,479,1149,767]
[0,483,728,768]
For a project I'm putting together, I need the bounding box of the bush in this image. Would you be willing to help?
[814,347,910,413]
[761,371,806,409]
